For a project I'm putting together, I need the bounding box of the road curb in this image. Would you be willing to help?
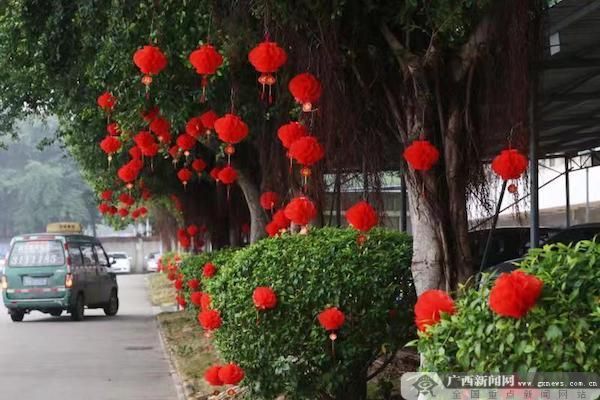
[156,315,188,400]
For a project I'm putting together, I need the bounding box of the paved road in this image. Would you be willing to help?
[0,274,179,400]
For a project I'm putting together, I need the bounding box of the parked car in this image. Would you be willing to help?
[146,251,161,272]
[470,226,559,271]
[1,223,119,322]
[486,223,600,273]
[107,252,132,274]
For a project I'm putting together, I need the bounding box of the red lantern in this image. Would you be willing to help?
[100,190,113,201]
[106,122,120,136]
[189,44,223,102]
[200,110,218,133]
[218,363,245,385]
[187,224,199,237]
[118,193,135,206]
[403,140,440,171]
[128,146,142,160]
[200,292,212,310]
[272,210,291,230]
[198,309,222,330]
[260,191,279,211]
[277,122,308,149]
[248,40,288,102]
[118,208,129,218]
[150,116,171,138]
[98,203,111,214]
[191,291,203,307]
[168,145,180,163]
[99,136,121,163]
[203,262,216,278]
[265,221,279,237]
[192,158,207,173]
[491,148,528,181]
[185,116,204,138]
[288,136,324,166]
[217,166,237,185]
[318,307,345,331]
[141,143,159,157]
[177,168,193,187]
[214,114,249,157]
[252,287,277,310]
[97,92,116,112]
[414,289,456,332]
[133,45,168,87]
[288,73,322,112]
[345,201,378,232]
[204,365,223,386]
[176,134,196,156]
[210,166,222,182]
[284,197,317,226]
[174,279,184,291]
[134,131,156,149]
[489,270,542,319]
[138,206,148,216]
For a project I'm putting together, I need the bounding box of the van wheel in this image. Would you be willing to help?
[50,310,62,317]
[104,290,119,317]
[70,293,85,321]
[10,310,25,322]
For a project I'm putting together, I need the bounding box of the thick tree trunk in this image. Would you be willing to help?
[237,168,267,244]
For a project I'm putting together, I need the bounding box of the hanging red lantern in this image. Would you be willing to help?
[191,291,203,307]
[288,73,322,112]
[133,45,168,87]
[176,133,196,157]
[284,197,317,227]
[189,44,224,102]
[100,190,113,201]
[248,40,288,102]
[106,122,120,136]
[168,145,180,164]
[210,166,222,182]
[214,114,249,157]
[198,309,222,330]
[289,136,324,166]
[260,191,279,211]
[118,193,135,207]
[99,136,121,163]
[118,208,129,218]
[345,201,378,232]
[489,270,542,319]
[97,91,116,113]
[185,116,204,139]
[272,209,291,230]
[491,148,528,181]
[138,206,148,216]
[98,203,111,214]
[141,143,159,158]
[265,221,279,237]
[318,307,345,341]
[218,363,245,385]
[192,158,207,174]
[403,140,440,171]
[108,206,118,216]
[203,262,216,278]
[252,287,277,310]
[131,209,141,220]
[134,131,156,150]
[117,163,139,186]
[204,365,223,386]
[200,110,218,134]
[414,289,456,332]
[150,116,171,139]
[177,168,193,187]
[142,188,152,201]
[277,122,308,149]
[187,224,199,237]
[129,146,142,160]
[217,165,237,185]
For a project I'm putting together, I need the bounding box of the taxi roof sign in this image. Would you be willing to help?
[46,222,83,234]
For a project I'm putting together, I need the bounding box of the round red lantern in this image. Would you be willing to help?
[150,116,171,138]
[192,158,207,173]
[403,139,440,171]
[200,110,218,134]
[129,146,142,160]
[265,221,279,237]
[198,309,222,331]
[345,201,378,232]
[187,224,199,237]
[189,44,223,102]
[203,262,216,278]
[284,197,317,227]
[100,190,113,201]
[118,208,129,218]
[252,287,277,310]
[272,210,291,230]
[318,307,345,331]
[277,122,308,149]
[260,191,279,211]
[491,148,528,181]
[176,134,196,156]
[133,45,168,87]
[210,166,222,182]
[414,289,456,332]
[489,270,542,319]
[185,116,204,139]
[288,136,324,166]
[217,166,237,185]
[106,122,120,136]
[134,131,156,149]
[118,193,135,207]
[214,114,249,157]
[218,363,245,385]
[98,203,111,214]
[97,91,116,112]
[204,365,223,386]
[100,136,121,163]
[177,168,193,187]
[248,40,288,102]
[288,73,322,112]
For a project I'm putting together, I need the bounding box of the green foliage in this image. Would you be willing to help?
[181,228,415,400]
[417,240,600,372]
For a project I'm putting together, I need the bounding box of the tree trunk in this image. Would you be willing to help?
[237,167,267,244]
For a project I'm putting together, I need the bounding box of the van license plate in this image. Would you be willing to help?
[23,277,48,286]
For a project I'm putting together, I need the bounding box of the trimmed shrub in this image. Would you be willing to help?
[418,240,600,372]
[185,227,414,400]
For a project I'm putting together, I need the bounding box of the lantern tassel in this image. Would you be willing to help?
[268,84,273,104]
[201,76,208,103]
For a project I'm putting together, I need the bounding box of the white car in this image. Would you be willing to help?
[108,252,132,274]
[146,252,161,272]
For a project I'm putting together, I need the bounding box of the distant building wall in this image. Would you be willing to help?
[100,236,162,273]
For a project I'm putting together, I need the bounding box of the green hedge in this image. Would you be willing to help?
[180,227,415,400]
[418,240,600,372]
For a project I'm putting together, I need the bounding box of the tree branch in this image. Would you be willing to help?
[450,16,491,82]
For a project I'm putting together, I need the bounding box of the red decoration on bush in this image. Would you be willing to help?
[414,289,456,332]
[117,162,140,185]
[489,270,543,319]
[248,40,287,102]
[284,196,317,226]
[272,210,291,230]
[217,166,238,185]
[204,365,223,386]
[200,292,212,310]
[129,146,142,160]
[265,221,279,237]
[491,148,528,181]
[188,279,200,291]
[100,190,113,201]
[218,363,245,385]
[118,208,129,218]
[277,122,308,149]
[260,191,279,211]
[189,44,223,102]
[288,136,324,166]
[346,201,378,232]
[118,193,135,207]
[214,113,249,146]
[288,73,322,112]
[198,309,222,330]
[97,92,116,112]
[177,168,193,187]
[318,307,345,331]
[133,45,168,86]
[253,287,278,310]
[100,136,121,162]
[106,122,120,136]
[176,295,187,308]
[203,262,216,278]
[191,291,203,307]
[403,140,440,171]
[174,279,183,290]
[192,158,207,173]
[98,203,111,214]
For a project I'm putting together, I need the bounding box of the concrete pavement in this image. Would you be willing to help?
[0,274,179,400]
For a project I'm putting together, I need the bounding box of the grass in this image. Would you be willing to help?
[147,272,177,306]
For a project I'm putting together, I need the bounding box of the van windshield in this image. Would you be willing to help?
[8,240,65,267]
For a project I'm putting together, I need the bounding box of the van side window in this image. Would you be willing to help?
[80,244,96,266]
[68,246,83,267]
[94,245,109,267]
